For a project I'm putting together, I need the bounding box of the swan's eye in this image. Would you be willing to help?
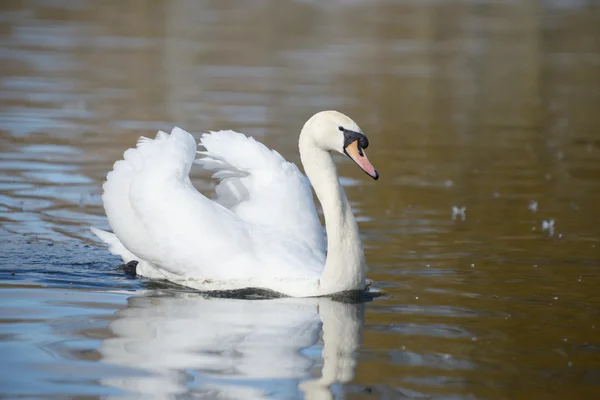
[338,126,344,131]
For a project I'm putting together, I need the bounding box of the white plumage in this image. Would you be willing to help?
[93,111,378,297]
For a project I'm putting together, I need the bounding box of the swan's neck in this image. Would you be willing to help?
[299,140,366,294]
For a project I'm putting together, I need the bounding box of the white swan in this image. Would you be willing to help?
[92,110,379,297]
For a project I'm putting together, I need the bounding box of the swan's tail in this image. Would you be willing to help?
[92,227,170,280]
[91,227,137,263]
[94,127,198,265]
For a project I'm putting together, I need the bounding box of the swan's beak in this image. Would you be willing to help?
[344,140,379,180]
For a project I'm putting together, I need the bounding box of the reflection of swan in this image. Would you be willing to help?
[92,111,379,296]
[100,292,364,399]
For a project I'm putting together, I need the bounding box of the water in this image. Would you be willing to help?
[1,0,600,398]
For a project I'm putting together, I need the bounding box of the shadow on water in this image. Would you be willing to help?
[144,283,384,303]
[141,271,385,302]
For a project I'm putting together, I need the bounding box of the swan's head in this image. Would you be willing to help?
[302,110,379,180]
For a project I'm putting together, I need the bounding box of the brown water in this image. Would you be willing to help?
[1,1,600,399]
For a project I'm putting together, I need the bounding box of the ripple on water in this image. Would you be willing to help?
[376,322,473,339]
[0,286,146,398]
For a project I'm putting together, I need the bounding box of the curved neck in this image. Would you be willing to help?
[299,136,366,294]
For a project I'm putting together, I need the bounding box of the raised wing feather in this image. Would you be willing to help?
[196,130,325,255]
[98,130,174,263]
[97,128,252,278]
[95,127,325,283]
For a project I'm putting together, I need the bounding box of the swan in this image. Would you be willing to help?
[92,110,379,297]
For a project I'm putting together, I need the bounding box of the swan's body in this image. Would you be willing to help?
[93,111,378,297]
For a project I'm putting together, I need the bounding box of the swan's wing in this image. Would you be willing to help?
[96,128,255,279]
[95,131,174,264]
[196,130,326,255]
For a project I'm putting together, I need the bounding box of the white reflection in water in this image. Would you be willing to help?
[100,293,363,399]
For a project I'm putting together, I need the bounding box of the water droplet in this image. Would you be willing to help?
[553,296,558,300]
[528,200,538,212]
[470,264,475,268]
[415,296,419,300]
[542,220,555,236]
[452,206,466,221]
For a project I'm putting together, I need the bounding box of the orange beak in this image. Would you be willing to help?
[344,140,379,180]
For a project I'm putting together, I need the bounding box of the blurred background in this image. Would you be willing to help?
[1,0,599,399]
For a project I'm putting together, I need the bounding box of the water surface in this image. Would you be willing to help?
[1,1,600,398]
